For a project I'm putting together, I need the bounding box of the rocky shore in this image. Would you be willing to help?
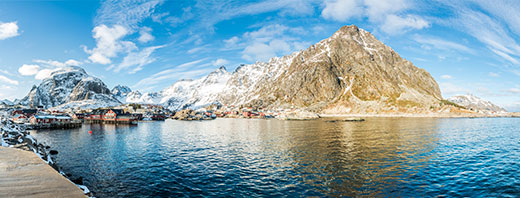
[0,117,93,197]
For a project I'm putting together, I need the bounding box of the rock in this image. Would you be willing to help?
[71,177,83,185]
[50,150,59,155]
[326,118,365,122]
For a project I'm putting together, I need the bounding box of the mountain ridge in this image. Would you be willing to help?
[14,25,502,116]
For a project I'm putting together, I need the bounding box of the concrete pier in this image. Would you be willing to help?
[0,147,86,198]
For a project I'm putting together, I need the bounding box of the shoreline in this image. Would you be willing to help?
[317,113,520,118]
[0,147,87,198]
[1,117,92,197]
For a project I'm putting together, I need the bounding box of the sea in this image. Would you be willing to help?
[30,117,520,197]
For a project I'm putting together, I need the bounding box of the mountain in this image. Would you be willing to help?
[162,66,231,110]
[219,25,442,114]
[129,25,443,114]
[0,99,13,106]
[447,94,506,114]
[126,66,231,110]
[14,25,446,113]
[111,85,132,101]
[18,66,121,109]
[125,91,162,104]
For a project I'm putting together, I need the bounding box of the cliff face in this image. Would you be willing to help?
[220,25,442,113]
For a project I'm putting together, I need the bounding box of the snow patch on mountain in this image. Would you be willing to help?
[111,85,132,101]
[18,66,121,109]
[447,94,506,114]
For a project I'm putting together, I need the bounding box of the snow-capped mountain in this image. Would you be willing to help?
[126,25,444,113]
[0,99,13,106]
[447,94,506,114]
[18,66,121,109]
[127,66,231,110]
[12,25,454,113]
[163,66,231,110]
[111,85,132,100]
[124,91,162,104]
[217,25,442,114]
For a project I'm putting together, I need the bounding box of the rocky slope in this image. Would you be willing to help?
[447,94,506,114]
[18,66,121,109]
[219,25,442,114]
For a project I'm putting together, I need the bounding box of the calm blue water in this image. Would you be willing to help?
[30,118,520,197]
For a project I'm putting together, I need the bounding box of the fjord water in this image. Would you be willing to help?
[30,118,519,197]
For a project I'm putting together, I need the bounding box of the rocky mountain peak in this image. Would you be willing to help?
[112,85,132,96]
[18,66,120,109]
[218,25,443,114]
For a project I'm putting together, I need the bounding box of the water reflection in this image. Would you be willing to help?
[29,118,520,197]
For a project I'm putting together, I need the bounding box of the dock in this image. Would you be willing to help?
[25,121,82,130]
[0,147,86,198]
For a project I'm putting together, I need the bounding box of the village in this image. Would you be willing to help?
[0,103,284,130]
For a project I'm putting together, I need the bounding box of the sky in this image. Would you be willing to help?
[0,0,520,111]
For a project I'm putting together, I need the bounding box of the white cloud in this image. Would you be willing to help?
[18,64,40,76]
[193,0,317,31]
[232,24,308,62]
[35,69,55,80]
[65,59,81,66]
[507,88,520,94]
[381,14,429,35]
[320,0,428,34]
[489,72,500,77]
[440,75,453,79]
[364,0,409,21]
[138,27,154,43]
[471,0,520,37]
[114,45,165,73]
[187,47,203,54]
[223,36,241,49]
[175,59,208,69]
[0,69,10,75]
[0,22,19,40]
[95,0,163,30]
[0,75,18,85]
[321,0,363,22]
[414,36,474,54]
[442,5,520,65]
[242,40,292,62]
[134,59,212,88]
[85,24,136,64]
[18,59,79,80]
[440,82,469,97]
[34,59,82,67]
[212,58,229,66]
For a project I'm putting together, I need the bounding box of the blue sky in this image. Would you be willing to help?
[0,0,520,111]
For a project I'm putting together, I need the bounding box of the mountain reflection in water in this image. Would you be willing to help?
[30,118,520,197]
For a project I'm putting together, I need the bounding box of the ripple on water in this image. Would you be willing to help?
[29,117,520,197]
